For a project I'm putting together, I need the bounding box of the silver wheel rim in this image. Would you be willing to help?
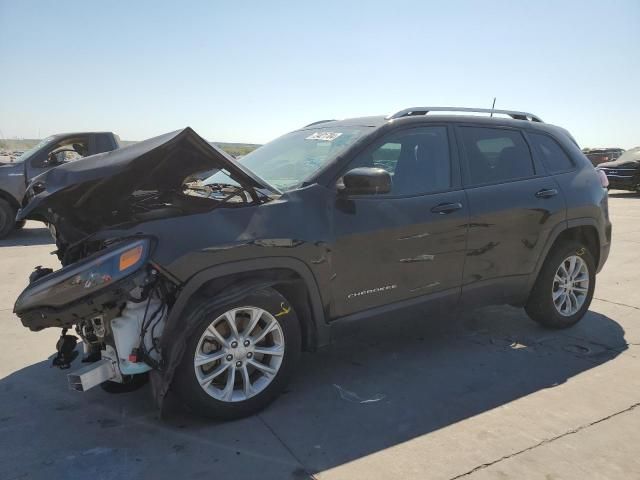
[552,255,589,317]
[194,306,285,402]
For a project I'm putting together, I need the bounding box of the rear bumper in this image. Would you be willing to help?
[608,179,639,191]
[600,169,640,191]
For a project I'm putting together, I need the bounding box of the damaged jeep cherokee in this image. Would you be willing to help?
[14,107,612,420]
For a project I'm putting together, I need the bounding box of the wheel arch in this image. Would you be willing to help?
[526,220,601,293]
[0,189,20,211]
[556,221,601,266]
[164,257,330,352]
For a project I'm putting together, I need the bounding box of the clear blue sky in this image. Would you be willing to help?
[1,0,638,148]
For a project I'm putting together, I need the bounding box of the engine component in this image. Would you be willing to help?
[52,328,79,369]
[29,266,53,284]
[111,298,166,375]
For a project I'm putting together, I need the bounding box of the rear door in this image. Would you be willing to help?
[330,125,468,318]
[456,124,565,306]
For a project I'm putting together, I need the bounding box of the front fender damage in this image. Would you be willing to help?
[149,278,282,414]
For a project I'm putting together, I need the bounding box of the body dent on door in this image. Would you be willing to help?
[460,178,566,306]
[330,191,468,317]
[455,124,567,306]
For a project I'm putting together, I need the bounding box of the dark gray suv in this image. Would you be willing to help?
[14,107,612,420]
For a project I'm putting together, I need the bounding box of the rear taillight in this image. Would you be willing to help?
[596,169,609,188]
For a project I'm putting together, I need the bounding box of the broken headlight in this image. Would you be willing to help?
[14,238,151,313]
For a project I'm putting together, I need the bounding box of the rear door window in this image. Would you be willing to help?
[459,127,535,185]
[528,133,574,173]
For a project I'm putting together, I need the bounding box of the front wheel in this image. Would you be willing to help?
[0,199,16,239]
[174,287,301,420]
[525,241,596,328]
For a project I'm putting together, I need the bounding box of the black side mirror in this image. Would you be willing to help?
[340,167,391,195]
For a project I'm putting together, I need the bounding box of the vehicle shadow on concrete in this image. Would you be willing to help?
[0,225,52,247]
[249,307,627,474]
[0,307,626,479]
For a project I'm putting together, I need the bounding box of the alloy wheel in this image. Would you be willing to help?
[193,307,285,402]
[552,255,590,317]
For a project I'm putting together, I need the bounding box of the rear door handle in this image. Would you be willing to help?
[431,202,463,214]
[535,188,558,199]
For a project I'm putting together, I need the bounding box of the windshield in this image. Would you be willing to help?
[204,126,373,191]
[12,136,55,163]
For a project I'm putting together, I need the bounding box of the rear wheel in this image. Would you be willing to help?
[0,199,16,239]
[174,287,301,420]
[525,241,596,328]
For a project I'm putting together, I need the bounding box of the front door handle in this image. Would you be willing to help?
[535,188,558,199]
[431,202,463,214]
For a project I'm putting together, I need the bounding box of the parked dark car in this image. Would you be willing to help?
[0,132,121,238]
[597,147,640,192]
[583,147,625,167]
[13,107,611,419]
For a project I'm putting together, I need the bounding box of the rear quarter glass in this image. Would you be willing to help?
[529,132,574,173]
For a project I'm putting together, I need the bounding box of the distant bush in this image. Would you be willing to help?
[215,143,260,158]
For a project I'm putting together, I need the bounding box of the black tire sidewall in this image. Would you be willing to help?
[0,199,15,239]
[527,241,596,328]
[173,287,301,420]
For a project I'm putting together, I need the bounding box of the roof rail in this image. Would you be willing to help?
[386,107,543,123]
[304,119,337,128]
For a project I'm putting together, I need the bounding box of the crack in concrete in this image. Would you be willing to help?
[257,414,319,480]
[594,297,640,311]
[448,402,640,479]
[2,375,302,473]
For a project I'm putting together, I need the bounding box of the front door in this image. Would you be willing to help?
[330,125,469,318]
[25,135,92,183]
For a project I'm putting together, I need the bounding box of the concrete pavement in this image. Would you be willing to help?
[1,191,639,480]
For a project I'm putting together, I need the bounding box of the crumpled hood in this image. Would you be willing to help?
[17,128,271,242]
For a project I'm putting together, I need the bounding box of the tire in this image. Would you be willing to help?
[0,199,16,239]
[525,240,596,329]
[173,287,301,420]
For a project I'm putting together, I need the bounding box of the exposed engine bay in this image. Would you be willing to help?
[15,237,175,391]
[55,182,257,265]
[17,127,276,261]
[13,128,278,393]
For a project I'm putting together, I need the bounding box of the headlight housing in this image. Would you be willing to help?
[14,238,151,313]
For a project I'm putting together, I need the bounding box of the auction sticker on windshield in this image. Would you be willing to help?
[305,132,343,141]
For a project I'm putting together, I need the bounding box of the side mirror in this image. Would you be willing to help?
[340,167,391,195]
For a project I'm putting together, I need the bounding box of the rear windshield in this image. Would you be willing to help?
[204,126,373,191]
